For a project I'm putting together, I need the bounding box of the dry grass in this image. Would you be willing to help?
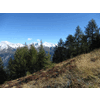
[1,48,100,88]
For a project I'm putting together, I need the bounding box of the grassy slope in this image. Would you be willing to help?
[1,48,100,88]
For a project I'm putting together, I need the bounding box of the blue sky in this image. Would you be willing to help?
[0,13,100,44]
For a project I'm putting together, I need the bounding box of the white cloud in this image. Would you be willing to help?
[28,38,32,41]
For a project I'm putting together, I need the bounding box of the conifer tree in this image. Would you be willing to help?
[53,38,67,63]
[74,26,83,55]
[58,38,64,47]
[58,38,66,61]
[85,19,99,51]
[80,34,88,53]
[0,57,7,84]
[91,31,100,49]
[37,40,51,70]
[28,44,38,73]
[45,52,51,68]
[7,57,16,79]
[52,45,59,63]
[52,40,59,63]
[11,46,29,78]
[46,52,51,63]
[65,35,75,58]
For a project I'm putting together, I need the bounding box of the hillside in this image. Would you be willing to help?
[1,48,100,88]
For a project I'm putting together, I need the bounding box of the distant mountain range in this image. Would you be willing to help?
[0,41,57,68]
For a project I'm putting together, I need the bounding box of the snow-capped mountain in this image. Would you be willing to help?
[27,42,57,49]
[0,41,57,50]
[43,42,56,47]
[0,41,25,50]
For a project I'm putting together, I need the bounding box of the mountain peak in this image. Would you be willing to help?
[0,41,57,50]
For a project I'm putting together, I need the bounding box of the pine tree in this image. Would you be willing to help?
[7,57,16,80]
[52,45,59,63]
[37,40,51,70]
[80,34,88,53]
[85,19,99,51]
[10,46,29,78]
[58,38,64,47]
[58,38,66,61]
[58,38,66,62]
[65,34,75,58]
[45,52,51,68]
[91,31,100,49]
[28,44,38,73]
[74,26,83,55]
[46,52,51,63]
[0,57,7,84]
[52,38,67,63]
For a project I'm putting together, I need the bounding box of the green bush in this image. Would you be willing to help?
[26,71,31,76]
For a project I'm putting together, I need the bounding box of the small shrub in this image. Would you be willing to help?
[26,71,31,76]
